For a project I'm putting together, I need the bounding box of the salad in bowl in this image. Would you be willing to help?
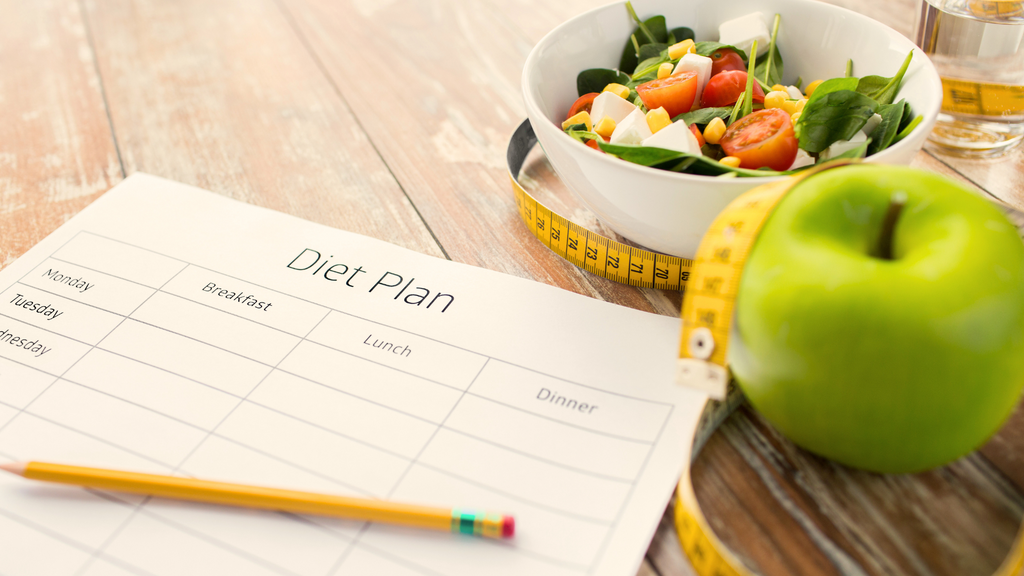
[520,0,940,256]
[561,2,920,177]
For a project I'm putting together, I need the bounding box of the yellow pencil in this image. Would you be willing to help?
[1,461,515,539]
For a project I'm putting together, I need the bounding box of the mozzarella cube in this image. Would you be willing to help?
[589,92,638,126]
[642,120,702,156]
[819,130,868,160]
[785,86,803,100]
[610,108,653,145]
[788,149,815,170]
[673,54,713,105]
[719,12,771,57]
[862,113,883,136]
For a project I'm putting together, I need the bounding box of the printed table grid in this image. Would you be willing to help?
[0,231,677,576]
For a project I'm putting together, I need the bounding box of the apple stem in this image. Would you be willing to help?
[876,191,908,260]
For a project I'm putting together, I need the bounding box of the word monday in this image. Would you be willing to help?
[286,249,456,313]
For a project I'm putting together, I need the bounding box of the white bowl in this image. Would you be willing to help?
[522,0,942,258]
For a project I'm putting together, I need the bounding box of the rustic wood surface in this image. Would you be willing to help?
[2,0,1023,575]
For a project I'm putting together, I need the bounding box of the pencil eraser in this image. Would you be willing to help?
[502,515,515,538]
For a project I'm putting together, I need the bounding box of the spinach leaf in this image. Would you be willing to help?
[577,68,630,97]
[727,91,746,125]
[598,142,793,176]
[667,27,695,45]
[867,99,906,155]
[739,40,758,119]
[598,143,687,166]
[856,50,913,106]
[638,43,667,62]
[695,41,748,63]
[805,77,858,104]
[619,3,668,73]
[898,101,915,132]
[700,143,724,160]
[754,14,783,87]
[563,126,592,140]
[632,45,670,81]
[796,89,879,153]
[819,138,870,162]
[676,107,733,125]
[892,115,922,144]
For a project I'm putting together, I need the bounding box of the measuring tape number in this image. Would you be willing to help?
[506,118,1024,576]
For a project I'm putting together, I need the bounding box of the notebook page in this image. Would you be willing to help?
[0,173,708,576]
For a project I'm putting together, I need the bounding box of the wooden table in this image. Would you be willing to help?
[3,1,1023,575]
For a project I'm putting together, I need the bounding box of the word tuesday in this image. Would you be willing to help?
[9,294,62,320]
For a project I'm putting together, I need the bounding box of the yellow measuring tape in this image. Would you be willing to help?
[506,119,1024,576]
[941,78,1024,117]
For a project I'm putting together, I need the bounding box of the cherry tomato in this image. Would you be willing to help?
[585,138,604,152]
[719,108,798,171]
[635,72,698,118]
[689,124,706,148]
[701,71,765,108]
[567,93,599,119]
[709,48,746,76]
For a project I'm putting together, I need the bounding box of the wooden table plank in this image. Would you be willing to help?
[6,1,1024,576]
[0,0,123,268]
[276,0,679,317]
[80,0,444,256]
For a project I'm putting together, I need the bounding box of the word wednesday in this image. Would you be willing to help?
[286,248,456,313]
[42,269,93,293]
[9,294,62,321]
[0,328,50,357]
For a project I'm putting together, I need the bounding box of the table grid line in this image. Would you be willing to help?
[0,229,677,575]
[0,507,155,576]
[0,254,189,443]
[72,232,672,408]
[587,404,676,575]
[327,358,492,576]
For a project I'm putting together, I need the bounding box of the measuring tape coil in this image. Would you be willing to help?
[506,118,1024,576]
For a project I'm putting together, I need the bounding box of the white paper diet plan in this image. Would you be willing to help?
[0,173,707,576]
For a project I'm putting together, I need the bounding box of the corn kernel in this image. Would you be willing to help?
[562,111,592,131]
[602,83,630,99]
[781,99,799,115]
[771,84,786,92]
[594,116,617,139]
[790,112,801,123]
[646,107,672,133]
[805,79,824,96]
[657,62,674,80]
[668,39,696,60]
[703,117,726,145]
[795,98,807,113]
[720,156,742,168]
[764,91,788,109]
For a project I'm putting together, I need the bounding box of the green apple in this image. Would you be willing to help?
[728,165,1024,474]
